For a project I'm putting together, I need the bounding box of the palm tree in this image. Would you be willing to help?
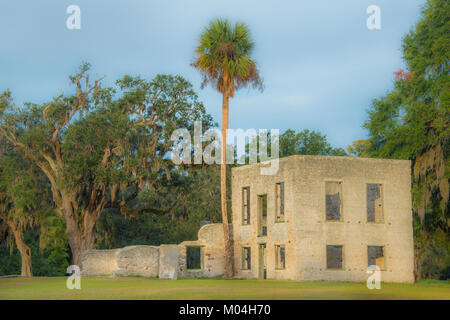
[192,19,262,278]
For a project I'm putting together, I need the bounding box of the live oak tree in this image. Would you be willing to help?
[0,141,52,276]
[192,19,263,278]
[0,64,211,266]
[351,0,449,279]
[96,165,224,249]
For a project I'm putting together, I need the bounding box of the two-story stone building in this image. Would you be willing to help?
[231,155,414,283]
[82,155,415,283]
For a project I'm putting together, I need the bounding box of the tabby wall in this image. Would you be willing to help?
[232,155,414,283]
[81,223,225,278]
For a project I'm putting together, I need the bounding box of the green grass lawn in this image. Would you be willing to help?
[0,277,449,300]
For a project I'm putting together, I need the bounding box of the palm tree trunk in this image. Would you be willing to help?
[7,220,32,277]
[221,93,233,279]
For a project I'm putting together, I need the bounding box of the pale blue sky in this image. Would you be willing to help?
[0,0,426,149]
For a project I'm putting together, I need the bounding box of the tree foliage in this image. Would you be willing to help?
[192,19,263,97]
[352,0,449,279]
[280,129,347,157]
[0,64,213,265]
[0,139,55,276]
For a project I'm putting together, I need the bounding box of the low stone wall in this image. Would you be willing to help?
[178,223,226,278]
[115,245,159,277]
[81,249,119,276]
[159,245,179,280]
[82,246,160,277]
[81,223,225,279]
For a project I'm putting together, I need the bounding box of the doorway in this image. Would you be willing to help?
[258,243,267,279]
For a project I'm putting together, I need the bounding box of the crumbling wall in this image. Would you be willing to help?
[159,245,179,280]
[178,223,225,278]
[114,245,159,277]
[81,223,225,279]
[81,246,159,277]
[81,249,119,276]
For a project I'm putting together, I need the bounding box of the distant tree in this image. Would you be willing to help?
[280,129,347,157]
[96,165,223,249]
[0,64,212,266]
[192,19,263,278]
[347,139,370,157]
[353,0,449,279]
[362,0,449,159]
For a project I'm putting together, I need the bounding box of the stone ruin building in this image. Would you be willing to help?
[81,155,415,283]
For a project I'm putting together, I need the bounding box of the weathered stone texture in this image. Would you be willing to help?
[81,246,159,277]
[232,155,414,283]
[81,224,226,279]
[159,245,179,280]
[81,249,119,276]
[82,155,414,283]
[115,245,159,277]
[178,223,226,278]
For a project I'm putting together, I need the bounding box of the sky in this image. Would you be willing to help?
[0,0,426,150]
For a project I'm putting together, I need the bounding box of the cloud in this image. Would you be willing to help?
[280,93,311,108]
[0,0,426,150]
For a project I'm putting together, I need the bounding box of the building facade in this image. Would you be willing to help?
[81,155,415,283]
[231,155,415,283]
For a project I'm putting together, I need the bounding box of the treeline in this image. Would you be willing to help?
[0,98,342,276]
[0,68,216,274]
[0,62,343,276]
[1,0,447,280]
[348,0,449,280]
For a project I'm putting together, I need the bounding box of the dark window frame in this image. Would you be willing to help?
[367,245,386,270]
[186,246,203,270]
[275,244,286,270]
[241,246,251,270]
[366,183,384,223]
[242,187,250,225]
[275,182,285,223]
[325,181,343,221]
[257,194,268,237]
[326,245,344,270]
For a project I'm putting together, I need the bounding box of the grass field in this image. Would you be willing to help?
[0,277,449,300]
